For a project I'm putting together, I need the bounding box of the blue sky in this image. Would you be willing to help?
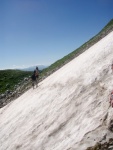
[0,0,113,69]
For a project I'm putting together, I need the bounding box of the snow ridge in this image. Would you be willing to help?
[0,32,113,150]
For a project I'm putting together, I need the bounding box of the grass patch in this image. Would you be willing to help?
[0,69,32,94]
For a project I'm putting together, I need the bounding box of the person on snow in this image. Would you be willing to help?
[35,67,39,77]
[35,66,39,84]
[31,70,37,89]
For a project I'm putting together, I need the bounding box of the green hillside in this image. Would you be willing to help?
[0,70,32,94]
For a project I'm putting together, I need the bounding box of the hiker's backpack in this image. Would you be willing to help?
[35,69,39,77]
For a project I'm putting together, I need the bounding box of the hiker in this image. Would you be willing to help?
[35,66,39,83]
[31,70,37,89]
[35,67,39,78]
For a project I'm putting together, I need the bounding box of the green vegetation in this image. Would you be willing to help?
[0,69,32,94]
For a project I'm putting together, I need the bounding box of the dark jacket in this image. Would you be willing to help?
[31,74,36,81]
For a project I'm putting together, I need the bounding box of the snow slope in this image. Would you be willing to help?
[0,32,113,150]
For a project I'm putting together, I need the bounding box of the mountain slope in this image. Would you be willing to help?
[0,20,113,102]
[0,31,113,150]
[41,19,113,78]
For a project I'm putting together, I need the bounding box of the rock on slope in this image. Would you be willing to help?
[0,32,113,150]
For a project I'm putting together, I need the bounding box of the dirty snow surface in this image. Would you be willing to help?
[1,32,113,150]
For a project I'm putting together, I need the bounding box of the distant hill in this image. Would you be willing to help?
[18,65,48,71]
